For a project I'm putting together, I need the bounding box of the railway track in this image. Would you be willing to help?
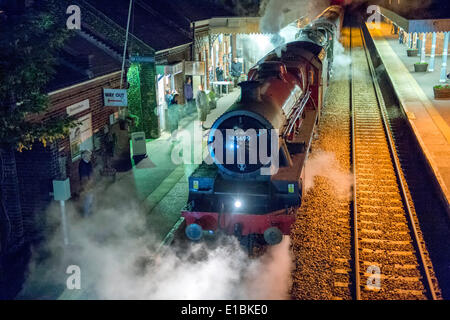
[349,25,439,300]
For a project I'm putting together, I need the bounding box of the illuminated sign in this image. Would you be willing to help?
[103,89,128,107]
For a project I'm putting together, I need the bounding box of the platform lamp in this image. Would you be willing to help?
[119,0,134,121]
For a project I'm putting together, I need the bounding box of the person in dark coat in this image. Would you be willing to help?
[164,89,172,107]
[196,84,209,129]
[79,150,94,217]
[216,65,224,81]
[79,150,93,183]
[184,77,194,115]
[231,58,242,87]
[168,93,180,140]
[215,64,225,95]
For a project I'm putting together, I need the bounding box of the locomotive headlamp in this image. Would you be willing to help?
[234,200,242,208]
[227,143,239,150]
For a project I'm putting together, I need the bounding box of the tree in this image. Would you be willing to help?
[0,0,76,150]
[0,0,76,257]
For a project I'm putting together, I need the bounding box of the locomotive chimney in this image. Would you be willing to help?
[238,80,262,103]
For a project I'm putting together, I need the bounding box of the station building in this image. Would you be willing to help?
[364,3,450,215]
[189,5,324,96]
[377,6,450,83]
[0,0,189,254]
[0,0,241,256]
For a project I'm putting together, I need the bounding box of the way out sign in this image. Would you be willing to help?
[103,89,128,107]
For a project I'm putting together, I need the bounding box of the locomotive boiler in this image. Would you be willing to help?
[181,6,344,252]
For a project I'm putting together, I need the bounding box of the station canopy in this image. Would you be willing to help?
[192,12,305,36]
[379,6,450,34]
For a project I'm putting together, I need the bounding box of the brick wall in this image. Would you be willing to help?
[15,143,60,242]
[423,32,449,56]
[0,146,24,253]
[40,71,122,195]
[13,71,123,243]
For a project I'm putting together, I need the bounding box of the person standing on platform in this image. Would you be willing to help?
[164,89,173,108]
[216,64,224,81]
[168,93,180,142]
[231,58,242,87]
[215,64,225,95]
[79,150,94,217]
[184,77,194,116]
[196,84,209,130]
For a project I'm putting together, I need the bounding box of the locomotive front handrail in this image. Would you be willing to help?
[283,90,311,138]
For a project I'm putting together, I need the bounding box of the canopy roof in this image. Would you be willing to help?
[193,17,262,36]
[379,6,450,33]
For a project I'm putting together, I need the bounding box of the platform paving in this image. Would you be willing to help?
[366,22,450,214]
[18,89,241,300]
[131,89,241,239]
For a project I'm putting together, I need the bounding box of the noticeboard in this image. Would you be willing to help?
[69,113,93,162]
[185,61,205,76]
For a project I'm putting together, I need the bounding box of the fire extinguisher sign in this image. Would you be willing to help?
[103,88,128,107]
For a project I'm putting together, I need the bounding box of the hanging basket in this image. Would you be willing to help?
[434,85,450,99]
[407,49,419,57]
[414,62,428,72]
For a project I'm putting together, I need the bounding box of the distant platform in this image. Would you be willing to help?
[366,22,450,215]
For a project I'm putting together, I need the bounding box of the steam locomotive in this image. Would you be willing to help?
[181,6,344,252]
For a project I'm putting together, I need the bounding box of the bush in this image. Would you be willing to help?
[208,90,216,101]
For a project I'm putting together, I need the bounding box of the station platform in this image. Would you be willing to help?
[366,22,450,215]
[18,89,241,300]
[130,89,241,240]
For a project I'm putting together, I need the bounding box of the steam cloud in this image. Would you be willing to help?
[23,182,293,300]
[331,39,353,80]
[304,150,353,199]
[259,0,330,55]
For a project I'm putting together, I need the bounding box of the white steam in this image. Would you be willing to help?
[332,40,352,80]
[259,0,329,55]
[96,236,292,300]
[304,150,353,199]
[24,183,293,300]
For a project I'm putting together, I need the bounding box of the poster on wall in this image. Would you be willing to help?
[70,113,93,162]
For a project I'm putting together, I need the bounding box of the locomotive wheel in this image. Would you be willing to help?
[263,227,283,245]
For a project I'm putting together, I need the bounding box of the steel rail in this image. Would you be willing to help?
[357,25,437,300]
[349,25,361,301]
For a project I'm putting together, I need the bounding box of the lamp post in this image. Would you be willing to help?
[429,32,437,71]
[119,0,133,120]
[440,32,449,83]
[420,33,427,63]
